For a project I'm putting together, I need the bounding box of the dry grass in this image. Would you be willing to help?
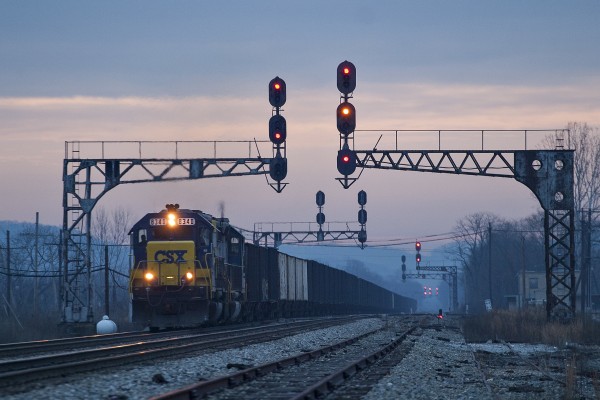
[461,309,600,346]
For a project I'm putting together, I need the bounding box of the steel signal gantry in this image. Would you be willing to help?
[335,58,575,321]
[403,264,458,312]
[61,78,289,328]
[252,190,367,248]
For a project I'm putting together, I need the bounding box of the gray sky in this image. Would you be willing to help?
[1,1,599,257]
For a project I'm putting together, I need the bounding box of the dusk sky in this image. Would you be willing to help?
[1,1,599,256]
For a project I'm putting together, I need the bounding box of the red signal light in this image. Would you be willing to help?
[415,241,422,251]
[269,114,286,145]
[337,60,356,94]
[337,148,356,176]
[274,83,281,90]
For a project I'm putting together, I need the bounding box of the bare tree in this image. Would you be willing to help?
[543,122,600,215]
[91,206,135,324]
[569,122,600,214]
[449,212,499,313]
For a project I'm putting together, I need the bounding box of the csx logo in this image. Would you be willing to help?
[154,250,187,263]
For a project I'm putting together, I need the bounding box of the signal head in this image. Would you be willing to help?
[316,190,325,206]
[337,148,357,176]
[357,190,367,206]
[336,102,356,136]
[358,228,367,244]
[337,60,356,94]
[269,114,287,145]
[269,76,286,108]
[415,241,422,251]
[269,156,287,182]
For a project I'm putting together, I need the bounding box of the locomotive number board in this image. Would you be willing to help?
[150,218,196,226]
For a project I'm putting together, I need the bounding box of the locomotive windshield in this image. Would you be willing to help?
[149,225,195,241]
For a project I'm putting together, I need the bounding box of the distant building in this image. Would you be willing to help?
[520,271,547,307]
[505,270,589,311]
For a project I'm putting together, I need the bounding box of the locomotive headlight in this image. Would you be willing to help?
[167,213,177,227]
[144,272,155,281]
[185,271,194,281]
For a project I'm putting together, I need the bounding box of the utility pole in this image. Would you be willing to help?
[585,209,592,313]
[488,222,493,307]
[34,212,39,315]
[521,235,526,310]
[104,245,110,317]
[579,209,593,315]
[580,210,587,314]
[6,231,11,307]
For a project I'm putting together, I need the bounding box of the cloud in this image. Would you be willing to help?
[0,78,598,237]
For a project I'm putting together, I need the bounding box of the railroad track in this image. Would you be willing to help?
[0,316,360,392]
[151,316,423,400]
[0,329,190,359]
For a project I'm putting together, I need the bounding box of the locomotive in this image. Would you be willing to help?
[128,204,245,328]
[129,204,416,329]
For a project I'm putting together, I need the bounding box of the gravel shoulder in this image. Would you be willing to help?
[365,316,600,400]
[364,318,492,400]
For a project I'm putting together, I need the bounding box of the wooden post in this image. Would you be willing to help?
[6,231,11,307]
[488,223,493,307]
[34,212,39,314]
[104,245,110,317]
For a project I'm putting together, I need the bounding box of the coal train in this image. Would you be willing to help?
[128,204,416,329]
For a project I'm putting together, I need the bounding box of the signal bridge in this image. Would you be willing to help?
[248,190,368,249]
[249,221,365,248]
[404,265,458,312]
[334,60,575,321]
[59,76,290,329]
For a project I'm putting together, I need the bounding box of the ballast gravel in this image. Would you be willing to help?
[362,324,492,400]
[7,315,590,399]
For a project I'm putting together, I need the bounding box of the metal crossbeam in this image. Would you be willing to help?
[404,272,448,280]
[252,230,362,248]
[357,150,516,177]
[416,265,457,273]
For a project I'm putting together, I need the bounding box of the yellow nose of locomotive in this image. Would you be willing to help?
[145,241,195,285]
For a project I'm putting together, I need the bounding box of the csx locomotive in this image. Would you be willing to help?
[129,204,417,329]
[129,204,245,328]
